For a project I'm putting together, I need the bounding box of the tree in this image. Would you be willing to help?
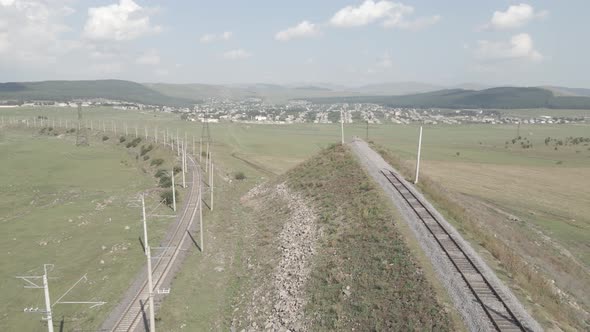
[160,190,178,206]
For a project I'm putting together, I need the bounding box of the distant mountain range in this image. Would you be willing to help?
[0,80,192,107]
[311,87,590,109]
[1,79,590,109]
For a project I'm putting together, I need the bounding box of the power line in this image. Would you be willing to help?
[16,264,105,332]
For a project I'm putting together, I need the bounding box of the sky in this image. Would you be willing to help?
[0,0,589,88]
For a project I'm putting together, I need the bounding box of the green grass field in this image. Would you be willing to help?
[2,106,589,329]
[4,107,589,272]
[0,129,179,331]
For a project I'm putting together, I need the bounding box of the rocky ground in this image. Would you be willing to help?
[235,182,318,332]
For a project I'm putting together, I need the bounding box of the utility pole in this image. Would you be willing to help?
[42,265,53,332]
[199,176,203,252]
[76,103,88,146]
[366,119,369,141]
[135,126,138,138]
[181,141,186,188]
[199,138,202,163]
[171,168,176,212]
[414,126,423,185]
[192,136,195,156]
[340,109,344,144]
[17,264,105,332]
[141,195,156,332]
[200,114,212,167]
[176,130,180,156]
[125,123,128,136]
[183,140,187,173]
[517,121,521,138]
[210,162,214,211]
[155,126,158,144]
[145,126,148,140]
[205,142,210,173]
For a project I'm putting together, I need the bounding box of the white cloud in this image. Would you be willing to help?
[84,0,161,41]
[488,4,547,30]
[330,0,404,27]
[221,31,232,40]
[199,33,216,43]
[376,52,393,68]
[275,21,319,41]
[136,49,160,65]
[89,62,123,75]
[389,15,441,30]
[329,0,439,29]
[0,0,78,64]
[200,31,233,43]
[474,33,543,62]
[366,52,393,73]
[155,68,168,76]
[222,49,251,60]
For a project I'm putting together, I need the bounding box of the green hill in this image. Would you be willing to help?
[145,83,255,101]
[0,80,192,106]
[147,82,362,104]
[311,87,590,109]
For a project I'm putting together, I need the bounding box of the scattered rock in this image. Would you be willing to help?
[261,183,317,331]
[508,215,521,222]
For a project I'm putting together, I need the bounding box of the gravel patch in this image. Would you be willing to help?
[242,182,318,332]
[349,138,542,332]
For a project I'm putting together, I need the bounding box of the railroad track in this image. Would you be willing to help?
[381,169,526,332]
[110,155,201,332]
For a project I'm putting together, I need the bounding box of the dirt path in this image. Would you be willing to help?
[348,138,541,332]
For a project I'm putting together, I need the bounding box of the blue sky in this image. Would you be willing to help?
[1,0,589,87]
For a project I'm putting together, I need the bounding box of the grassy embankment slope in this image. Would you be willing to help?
[286,144,453,330]
[157,144,456,331]
[0,128,181,331]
